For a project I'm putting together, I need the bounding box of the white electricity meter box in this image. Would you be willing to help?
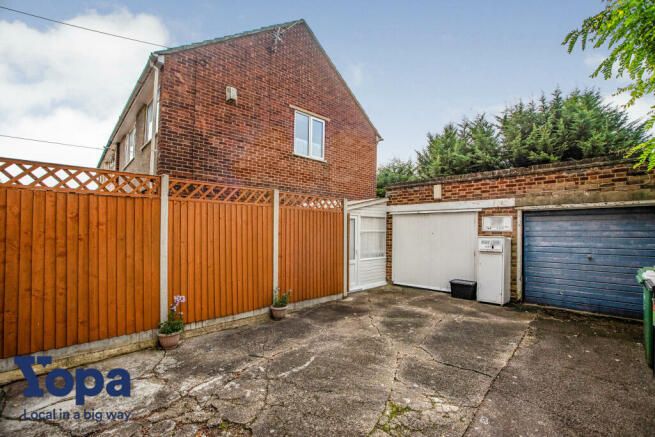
[477,237,511,305]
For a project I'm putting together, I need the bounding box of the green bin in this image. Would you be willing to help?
[637,267,654,369]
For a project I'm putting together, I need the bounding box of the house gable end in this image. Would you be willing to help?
[155,20,378,199]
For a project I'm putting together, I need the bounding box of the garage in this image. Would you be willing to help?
[392,210,478,291]
[523,207,655,318]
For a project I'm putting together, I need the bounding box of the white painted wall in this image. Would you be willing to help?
[357,258,386,288]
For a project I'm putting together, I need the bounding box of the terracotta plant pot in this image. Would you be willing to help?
[270,305,288,320]
[158,332,181,350]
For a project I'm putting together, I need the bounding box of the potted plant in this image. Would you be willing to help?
[271,288,291,320]
[158,295,185,349]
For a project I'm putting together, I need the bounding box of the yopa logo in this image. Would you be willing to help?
[15,356,131,405]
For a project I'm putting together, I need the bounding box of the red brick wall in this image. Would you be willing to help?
[156,22,378,200]
[385,159,655,298]
[387,159,653,206]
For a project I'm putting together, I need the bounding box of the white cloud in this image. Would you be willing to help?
[604,92,655,134]
[0,8,169,166]
[583,53,606,69]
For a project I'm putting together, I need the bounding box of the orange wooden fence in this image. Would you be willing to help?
[0,159,161,359]
[167,179,274,323]
[0,158,346,360]
[278,193,344,303]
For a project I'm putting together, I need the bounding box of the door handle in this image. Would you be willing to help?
[587,254,593,261]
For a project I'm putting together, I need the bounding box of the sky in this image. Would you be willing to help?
[0,0,653,168]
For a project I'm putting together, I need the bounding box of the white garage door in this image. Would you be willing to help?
[392,212,478,291]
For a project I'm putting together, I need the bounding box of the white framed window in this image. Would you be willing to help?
[294,110,324,160]
[144,100,154,144]
[360,216,386,259]
[155,94,159,133]
[123,127,135,169]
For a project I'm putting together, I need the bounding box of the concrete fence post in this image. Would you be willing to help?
[159,174,170,324]
[272,189,280,297]
[343,198,348,297]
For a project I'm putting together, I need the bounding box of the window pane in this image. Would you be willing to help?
[349,219,356,260]
[294,112,309,156]
[361,232,385,258]
[311,119,323,158]
[145,102,153,142]
[126,128,135,164]
[155,96,159,132]
[362,217,385,231]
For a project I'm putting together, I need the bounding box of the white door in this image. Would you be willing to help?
[348,216,359,291]
[392,211,477,291]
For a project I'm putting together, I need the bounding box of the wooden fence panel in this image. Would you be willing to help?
[167,199,273,323]
[278,194,344,303]
[0,158,161,359]
[167,179,274,324]
[0,187,161,358]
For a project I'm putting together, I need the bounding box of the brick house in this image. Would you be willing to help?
[385,158,655,318]
[98,19,381,200]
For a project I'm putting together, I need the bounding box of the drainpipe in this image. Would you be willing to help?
[149,55,165,175]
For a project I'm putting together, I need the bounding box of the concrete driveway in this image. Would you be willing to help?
[1,286,654,436]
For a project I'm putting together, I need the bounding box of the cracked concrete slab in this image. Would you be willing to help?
[1,286,653,436]
[399,355,493,407]
[465,307,655,436]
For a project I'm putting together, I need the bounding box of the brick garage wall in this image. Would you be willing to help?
[156,22,378,200]
[385,158,655,299]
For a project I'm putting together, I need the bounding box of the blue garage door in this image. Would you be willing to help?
[523,207,655,319]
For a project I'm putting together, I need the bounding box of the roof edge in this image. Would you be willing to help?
[154,19,305,56]
[347,197,388,210]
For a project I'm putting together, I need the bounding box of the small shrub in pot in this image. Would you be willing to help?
[158,295,185,349]
[271,288,291,320]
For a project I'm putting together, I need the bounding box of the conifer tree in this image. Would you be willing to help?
[379,87,649,194]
